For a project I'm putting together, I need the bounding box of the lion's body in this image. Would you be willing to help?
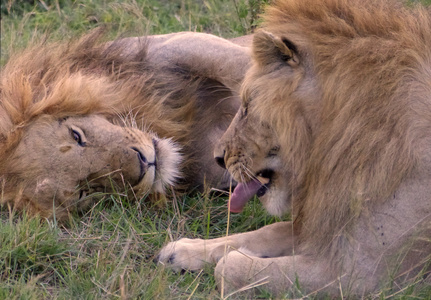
[159,0,431,296]
[0,31,251,219]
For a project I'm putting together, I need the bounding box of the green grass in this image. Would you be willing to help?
[1,0,430,299]
[1,0,267,65]
[0,192,279,299]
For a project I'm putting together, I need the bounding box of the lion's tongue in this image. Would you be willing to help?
[229,179,263,213]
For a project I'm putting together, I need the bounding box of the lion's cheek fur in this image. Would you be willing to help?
[1,177,78,218]
[260,186,292,217]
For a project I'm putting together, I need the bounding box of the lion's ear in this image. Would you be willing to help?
[252,30,299,67]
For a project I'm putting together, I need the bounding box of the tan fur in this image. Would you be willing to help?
[0,30,251,220]
[159,0,431,297]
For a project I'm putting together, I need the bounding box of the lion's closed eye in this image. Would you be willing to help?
[70,127,86,147]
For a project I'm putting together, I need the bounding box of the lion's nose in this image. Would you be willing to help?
[131,147,156,170]
[214,150,226,169]
[132,147,147,164]
[131,147,149,183]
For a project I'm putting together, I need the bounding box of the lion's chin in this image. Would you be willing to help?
[258,184,291,217]
[133,167,157,194]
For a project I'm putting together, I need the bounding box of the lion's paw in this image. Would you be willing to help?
[158,238,220,271]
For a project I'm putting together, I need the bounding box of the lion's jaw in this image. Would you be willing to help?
[5,114,181,217]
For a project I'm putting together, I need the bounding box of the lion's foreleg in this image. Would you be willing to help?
[230,221,297,257]
[215,251,333,297]
[158,221,296,271]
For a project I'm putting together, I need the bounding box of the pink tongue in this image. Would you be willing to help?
[229,179,263,213]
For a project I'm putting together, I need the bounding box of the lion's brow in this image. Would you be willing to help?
[58,117,70,125]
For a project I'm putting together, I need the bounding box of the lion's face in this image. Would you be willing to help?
[214,107,289,215]
[7,114,180,217]
[215,30,319,216]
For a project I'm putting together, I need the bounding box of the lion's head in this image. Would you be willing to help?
[0,33,185,220]
[214,28,317,217]
[0,113,180,219]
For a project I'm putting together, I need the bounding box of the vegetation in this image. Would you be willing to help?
[1,0,269,65]
[1,0,429,299]
[0,192,281,299]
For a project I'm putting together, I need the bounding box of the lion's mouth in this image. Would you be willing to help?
[256,170,273,197]
[131,136,182,196]
[229,169,273,213]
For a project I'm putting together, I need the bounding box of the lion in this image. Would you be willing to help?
[0,30,251,220]
[158,0,431,297]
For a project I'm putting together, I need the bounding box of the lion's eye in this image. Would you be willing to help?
[71,129,86,147]
[72,130,82,144]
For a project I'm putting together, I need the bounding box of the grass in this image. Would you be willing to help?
[1,0,430,299]
[1,192,280,299]
[0,0,267,65]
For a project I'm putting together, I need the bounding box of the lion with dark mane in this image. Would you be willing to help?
[159,0,431,297]
[0,30,250,220]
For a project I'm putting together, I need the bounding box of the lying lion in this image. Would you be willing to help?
[159,0,431,297]
[0,30,251,220]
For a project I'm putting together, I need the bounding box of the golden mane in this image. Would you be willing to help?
[250,0,431,255]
